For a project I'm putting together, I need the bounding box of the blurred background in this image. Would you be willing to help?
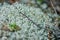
[0,0,60,14]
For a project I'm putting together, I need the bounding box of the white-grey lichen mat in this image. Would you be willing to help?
[0,2,55,40]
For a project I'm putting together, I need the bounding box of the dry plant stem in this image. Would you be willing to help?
[13,6,40,28]
[50,0,57,14]
[20,12,39,27]
[48,0,57,40]
[48,30,52,40]
[46,26,52,40]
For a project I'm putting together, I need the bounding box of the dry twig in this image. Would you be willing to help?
[50,0,57,14]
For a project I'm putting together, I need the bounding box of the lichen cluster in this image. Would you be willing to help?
[0,2,58,40]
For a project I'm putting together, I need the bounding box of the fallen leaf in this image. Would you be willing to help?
[9,0,19,4]
[1,24,10,31]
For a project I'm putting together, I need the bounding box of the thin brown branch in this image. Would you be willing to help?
[50,0,57,14]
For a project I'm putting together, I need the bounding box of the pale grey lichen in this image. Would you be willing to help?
[0,2,58,40]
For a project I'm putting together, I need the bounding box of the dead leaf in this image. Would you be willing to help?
[9,0,19,4]
[15,25,21,30]
[1,24,10,31]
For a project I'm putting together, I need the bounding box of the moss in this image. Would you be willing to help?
[9,22,21,32]
[38,0,44,3]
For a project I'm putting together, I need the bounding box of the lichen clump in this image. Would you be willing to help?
[0,2,57,40]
